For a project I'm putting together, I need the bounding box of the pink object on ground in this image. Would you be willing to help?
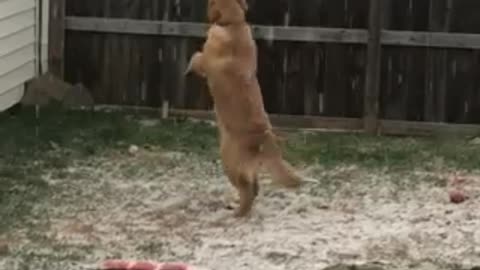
[101,259,204,270]
[449,189,469,204]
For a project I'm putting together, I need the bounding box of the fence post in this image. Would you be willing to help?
[48,0,66,79]
[363,0,384,134]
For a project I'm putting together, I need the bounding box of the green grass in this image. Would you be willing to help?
[0,106,217,233]
[285,132,480,171]
[1,106,479,233]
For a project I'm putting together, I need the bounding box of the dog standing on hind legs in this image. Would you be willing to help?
[185,0,304,217]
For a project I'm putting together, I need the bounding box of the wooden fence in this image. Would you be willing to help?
[48,0,480,136]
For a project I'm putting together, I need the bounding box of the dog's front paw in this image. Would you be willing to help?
[185,52,206,77]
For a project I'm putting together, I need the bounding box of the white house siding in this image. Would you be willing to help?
[0,0,49,111]
[39,0,49,73]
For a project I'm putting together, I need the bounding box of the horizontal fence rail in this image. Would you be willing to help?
[93,105,480,138]
[65,17,368,44]
[66,16,480,50]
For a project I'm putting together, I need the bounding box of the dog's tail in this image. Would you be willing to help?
[260,130,302,188]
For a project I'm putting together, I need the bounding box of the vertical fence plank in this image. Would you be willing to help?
[48,0,65,78]
[163,0,206,110]
[469,51,480,124]
[64,0,80,86]
[320,0,367,118]
[65,0,103,102]
[142,0,164,108]
[446,51,474,123]
[446,1,471,123]
[159,0,176,108]
[279,3,290,113]
[405,0,429,121]
[363,0,383,134]
[172,0,208,110]
[380,0,408,121]
[323,0,348,117]
[248,0,288,114]
[127,0,144,107]
[379,1,429,122]
[108,1,126,104]
[345,0,369,118]
[183,0,210,110]
[424,0,451,122]
[446,0,480,124]
[277,0,290,115]
[288,0,324,116]
[90,0,104,104]
[301,44,322,115]
[171,1,187,109]
[99,0,112,104]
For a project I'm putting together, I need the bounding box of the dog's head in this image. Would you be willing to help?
[207,0,248,25]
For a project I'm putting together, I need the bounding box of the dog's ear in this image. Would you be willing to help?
[236,0,248,11]
[207,0,221,23]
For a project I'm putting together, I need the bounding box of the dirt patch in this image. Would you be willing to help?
[1,146,479,270]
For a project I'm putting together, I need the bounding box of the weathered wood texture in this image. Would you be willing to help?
[48,0,65,78]
[380,0,480,124]
[364,0,383,134]
[64,0,480,125]
[65,0,210,109]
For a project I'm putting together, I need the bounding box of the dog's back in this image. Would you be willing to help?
[194,0,268,134]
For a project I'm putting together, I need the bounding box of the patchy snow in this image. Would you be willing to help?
[1,148,480,270]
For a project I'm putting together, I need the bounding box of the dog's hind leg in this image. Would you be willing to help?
[224,159,259,217]
[220,137,258,217]
[222,163,257,217]
[232,171,256,217]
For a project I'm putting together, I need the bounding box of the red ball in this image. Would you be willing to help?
[449,190,468,204]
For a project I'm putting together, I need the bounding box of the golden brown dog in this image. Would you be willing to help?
[185,0,303,217]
